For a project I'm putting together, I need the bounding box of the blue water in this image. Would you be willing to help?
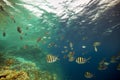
[48,4,120,80]
[0,0,120,80]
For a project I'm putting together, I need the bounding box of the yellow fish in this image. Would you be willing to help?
[76,57,91,64]
[46,54,58,63]
[84,72,94,78]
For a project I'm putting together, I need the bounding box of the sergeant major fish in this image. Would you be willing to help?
[46,54,58,63]
[76,57,91,64]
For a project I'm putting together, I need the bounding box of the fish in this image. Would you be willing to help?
[98,65,108,70]
[76,57,91,64]
[84,72,94,78]
[94,46,98,52]
[2,32,6,37]
[17,27,22,33]
[110,56,117,63]
[68,56,75,62]
[48,42,56,48]
[67,51,75,58]
[64,46,67,48]
[36,37,41,43]
[104,62,109,65]
[98,59,109,70]
[69,42,73,48]
[82,45,86,48]
[93,42,101,47]
[0,6,4,11]
[69,42,73,50]
[46,54,58,63]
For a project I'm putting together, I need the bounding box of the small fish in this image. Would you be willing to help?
[17,27,22,33]
[93,42,101,47]
[36,37,41,43]
[98,59,109,70]
[68,56,75,62]
[82,45,86,48]
[46,54,58,63]
[98,65,108,70]
[94,46,98,52]
[69,42,74,50]
[0,6,4,11]
[67,51,75,58]
[69,42,73,48]
[110,56,117,63]
[64,46,67,48]
[84,72,94,78]
[48,42,56,48]
[104,62,109,66]
[76,57,91,64]
[2,32,6,37]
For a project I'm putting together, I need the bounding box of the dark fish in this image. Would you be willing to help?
[36,37,41,43]
[2,32,6,37]
[0,6,4,11]
[17,27,22,33]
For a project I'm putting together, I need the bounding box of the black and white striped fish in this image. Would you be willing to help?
[76,57,91,64]
[46,54,58,63]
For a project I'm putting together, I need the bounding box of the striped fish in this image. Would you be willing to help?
[46,54,58,63]
[76,57,91,64]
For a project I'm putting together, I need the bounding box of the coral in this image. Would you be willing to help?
[0,70,29,80]
[0,53,59,80]
[5,58,16,66]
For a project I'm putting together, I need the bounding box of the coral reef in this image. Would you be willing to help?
[0,54,58,80]
[0,70,29,80]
